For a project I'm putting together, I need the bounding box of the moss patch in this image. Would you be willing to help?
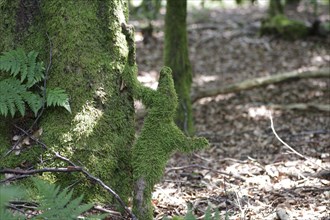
[260,15,309,40]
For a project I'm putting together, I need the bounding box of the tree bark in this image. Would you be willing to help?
[269,0,284,17]
[192,68,330,102]
[164,0,194,135]
[0,0,134,205]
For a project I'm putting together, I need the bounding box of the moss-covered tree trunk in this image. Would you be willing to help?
[0,0,135,206]
[269,0,284,17]
[164,0,194,135]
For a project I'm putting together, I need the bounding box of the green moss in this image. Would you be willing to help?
[122,24,208,220]
[260,15,309,40]
[0,0,135,206]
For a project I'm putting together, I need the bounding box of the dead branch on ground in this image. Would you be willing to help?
[269,103,330,112]
[192,67,330,102]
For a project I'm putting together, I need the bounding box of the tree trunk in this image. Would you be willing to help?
[0,0,135,206]
[164,0,194,135]
[269,0,284,17]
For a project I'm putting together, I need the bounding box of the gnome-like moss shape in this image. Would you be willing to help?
[132,67,208,219]
[121,23,208,219]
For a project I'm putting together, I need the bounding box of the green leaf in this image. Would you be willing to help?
[46,88,71,113]
[0,49,44,88]
[0,78,41,117]
[32,179,94,220]
[0,185,26,220]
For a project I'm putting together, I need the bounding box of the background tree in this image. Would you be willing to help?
[268,0,284,17]
[129,0,162,44]
[164,0,194,135]
[0,0,135,206]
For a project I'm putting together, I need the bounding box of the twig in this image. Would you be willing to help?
[269,112,308,159]
[13,124,47,149]
[0,175,30,183]
[0,167,82,175]
[165,164,246,181]
[268,111,328,171]
[6,204,26,215]
[93,205,122,217]
[9,201,39,209]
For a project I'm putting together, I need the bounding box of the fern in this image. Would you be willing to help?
[0,180,108,220]
[0,185,26,220]
[32,179,93,219]
[0,78,42,117]
[0,49,71,117]
[164,206,222,220]
[0,49,44,87]
[46,88,71,113]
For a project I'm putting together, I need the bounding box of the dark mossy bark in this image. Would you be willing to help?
[164,0,194,135]
[0,0,135,205]
[269,0,284,17]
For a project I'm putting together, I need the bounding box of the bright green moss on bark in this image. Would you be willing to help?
[0,0,134,205]
[164,0,194,136]
[122,24,209,220]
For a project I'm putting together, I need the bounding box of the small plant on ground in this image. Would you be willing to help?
[163,206,223,220]
[0,178,107,219]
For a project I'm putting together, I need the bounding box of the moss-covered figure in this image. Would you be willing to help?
[122,24,208,220]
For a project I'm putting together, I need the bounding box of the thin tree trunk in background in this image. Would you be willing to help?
[164,0,194,135]
[0,0,135,206]
[269,0,284,16]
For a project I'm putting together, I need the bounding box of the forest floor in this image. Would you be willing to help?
[131,3,330,220]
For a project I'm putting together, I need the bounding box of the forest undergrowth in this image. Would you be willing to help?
[134,4,330,220]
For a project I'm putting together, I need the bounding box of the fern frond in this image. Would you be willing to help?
[0,78,42,117]
[46,88,71,113]
[0,48,25,78]
[26,51,44,87]
[0,185,26,220]
[204,207,212,220]
[32,179,95,220]
[0,49,44,88]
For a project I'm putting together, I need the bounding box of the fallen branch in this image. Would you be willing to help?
[192,67,330,102]
[269,103,330,112]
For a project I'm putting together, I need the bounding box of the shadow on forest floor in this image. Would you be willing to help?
[132,4,330,220]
